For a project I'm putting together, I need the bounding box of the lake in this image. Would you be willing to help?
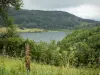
[20,31,70,42]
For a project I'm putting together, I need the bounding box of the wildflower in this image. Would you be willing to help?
[25,43,31,72]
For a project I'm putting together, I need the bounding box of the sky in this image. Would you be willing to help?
[22,0,100,21]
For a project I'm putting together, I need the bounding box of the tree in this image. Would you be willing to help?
[0,0,23,37]
[0,0,23,25]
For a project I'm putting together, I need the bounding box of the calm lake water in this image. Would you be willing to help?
[19,32,70,42]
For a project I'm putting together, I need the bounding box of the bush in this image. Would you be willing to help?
[59,27,100,67]
[0,37,24,57]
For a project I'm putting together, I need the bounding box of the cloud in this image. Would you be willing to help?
[23,0,100,9]
[22,0,100,20]
[58,4,100,20]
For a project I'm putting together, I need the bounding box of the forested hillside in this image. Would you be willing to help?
[0,8,99,29]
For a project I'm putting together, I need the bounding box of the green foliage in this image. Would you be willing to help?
[0,0,23,25]
[31,40,63,66]
[0,0,23,38]
[0,0,23,9]
[0,37,24,56]
[75,22,96,29]
[59,27,100,67]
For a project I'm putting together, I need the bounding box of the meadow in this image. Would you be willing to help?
[0,56,100,75]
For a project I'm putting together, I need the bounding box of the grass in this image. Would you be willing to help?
[0,27,7,33]
[0,56,100,75]
[0,27,44,33]
[17,28,44,33]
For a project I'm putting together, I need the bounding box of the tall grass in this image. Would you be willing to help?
[0,56,100,75]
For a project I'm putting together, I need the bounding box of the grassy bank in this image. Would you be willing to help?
[0,27,44,33]
[0,27,73,33]
[47,29,73,32]
[0,56,99,75]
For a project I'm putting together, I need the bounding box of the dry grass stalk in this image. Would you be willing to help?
[25,43,31,72]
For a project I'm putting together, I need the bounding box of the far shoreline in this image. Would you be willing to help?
[0,27,73,33]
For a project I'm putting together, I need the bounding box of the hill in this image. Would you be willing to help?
[0,8,99,29]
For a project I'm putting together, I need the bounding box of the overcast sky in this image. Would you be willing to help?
[22,0,100,21]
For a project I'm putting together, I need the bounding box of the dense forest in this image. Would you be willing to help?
[0,8,100,29]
